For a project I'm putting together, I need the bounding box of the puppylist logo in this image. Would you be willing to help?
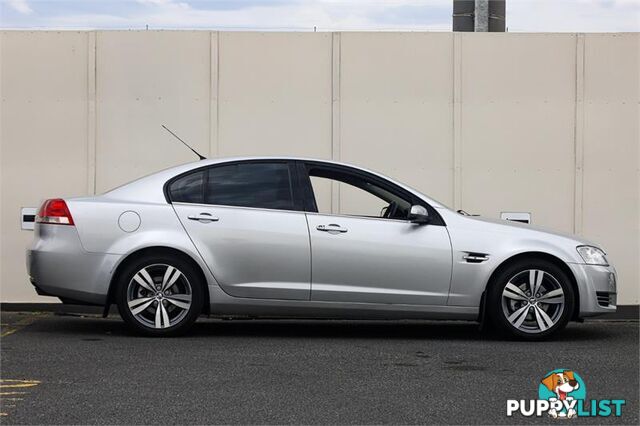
[507,369,626,419]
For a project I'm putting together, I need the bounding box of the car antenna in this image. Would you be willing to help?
[161,124,206,160]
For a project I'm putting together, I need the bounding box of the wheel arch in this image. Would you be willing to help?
[478,251,580,325]
[104,246,210,317]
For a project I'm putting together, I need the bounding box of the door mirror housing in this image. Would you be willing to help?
[408,205,430,224]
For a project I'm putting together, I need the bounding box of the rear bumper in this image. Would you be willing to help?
[568,262,618,317]
[26,224,120,305]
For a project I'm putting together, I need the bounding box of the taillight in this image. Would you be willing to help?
[36,199,75,225]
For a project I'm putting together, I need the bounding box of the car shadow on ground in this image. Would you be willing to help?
[19,312,621,342]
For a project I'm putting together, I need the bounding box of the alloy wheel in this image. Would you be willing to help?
[126,264,193,329]
[501,269,565,334]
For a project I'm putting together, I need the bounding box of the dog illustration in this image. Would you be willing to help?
[541,370,581,418]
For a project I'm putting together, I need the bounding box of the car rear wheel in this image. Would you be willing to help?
[116,255,203,336]
[488,259,575,340]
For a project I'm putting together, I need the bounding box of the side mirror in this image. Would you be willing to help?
[408,205,430,224]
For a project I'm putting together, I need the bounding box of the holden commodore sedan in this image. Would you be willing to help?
[27,157,617,338]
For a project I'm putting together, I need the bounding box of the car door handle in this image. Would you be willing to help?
[316,224,348,233]
[188,213,219,223]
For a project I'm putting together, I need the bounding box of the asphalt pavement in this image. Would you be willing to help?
[0,312,638,425]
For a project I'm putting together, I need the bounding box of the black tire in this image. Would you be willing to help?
[487,258,575,340]
[116,254,203,337]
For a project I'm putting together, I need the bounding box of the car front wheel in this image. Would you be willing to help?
[488,259,575,340]
[116,255,203,336]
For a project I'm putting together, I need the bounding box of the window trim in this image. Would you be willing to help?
[171,201,308,216]
[296,160,445,226]
[164,159,305,213]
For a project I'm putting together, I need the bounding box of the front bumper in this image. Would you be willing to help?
[568,262,617,317]
[27,224,120,305]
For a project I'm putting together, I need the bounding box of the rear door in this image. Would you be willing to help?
[170,161,311,300]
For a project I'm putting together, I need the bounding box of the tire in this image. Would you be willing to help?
[116,254,203,336]
[487,258,575,340]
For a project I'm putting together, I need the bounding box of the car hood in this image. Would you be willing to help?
[440,209,603,251]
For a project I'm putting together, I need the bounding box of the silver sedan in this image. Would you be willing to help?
[27,157,617,338]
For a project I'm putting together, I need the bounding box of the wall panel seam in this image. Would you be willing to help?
[331,32,341,214]
[453,33,463,211]
[574,33,585,236]
[209,31,219,158]
[87,31,97,195]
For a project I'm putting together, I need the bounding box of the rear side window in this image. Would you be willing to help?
[169,170,204,204]
[204,163,294,211]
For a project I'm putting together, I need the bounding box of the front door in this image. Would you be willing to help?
[169,161,310,300]
[301,163,452,305]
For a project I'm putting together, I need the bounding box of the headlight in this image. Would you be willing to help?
[577,245,609,266]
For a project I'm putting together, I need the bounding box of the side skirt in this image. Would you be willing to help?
[208,286,478,321]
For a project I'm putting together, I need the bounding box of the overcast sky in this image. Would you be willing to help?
[1,0,639,32]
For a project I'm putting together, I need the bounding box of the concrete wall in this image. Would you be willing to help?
[1,31,638,305]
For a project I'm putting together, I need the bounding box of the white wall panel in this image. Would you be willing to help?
[95,31,211,193]
[582,34,640,304]
[460,34,577,233]
[1,31,89,302]
[217,32,332,159]
[339,32,454,212]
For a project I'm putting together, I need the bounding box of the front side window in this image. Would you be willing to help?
[307,167,412,220]
[205,162,294,211]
